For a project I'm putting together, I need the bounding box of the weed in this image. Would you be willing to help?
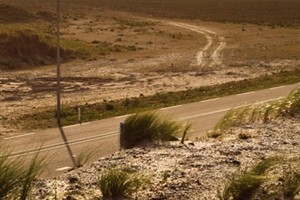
[222,172,265,200]
[250,157,282,176]
[220,158,280,200]
[180,123,192,144]
[284,172,300,199]
[0,143,46,199]
[99,168,144,199]
[75,148,96,168]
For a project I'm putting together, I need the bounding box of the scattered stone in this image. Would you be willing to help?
[31,117,300,199]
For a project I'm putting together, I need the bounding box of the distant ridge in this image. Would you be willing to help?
[0,4,35,23]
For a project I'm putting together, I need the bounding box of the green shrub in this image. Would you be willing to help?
[99,168,143,199]
[120,112,182,149]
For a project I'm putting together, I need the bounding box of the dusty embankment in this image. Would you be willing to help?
[32,116,300,199]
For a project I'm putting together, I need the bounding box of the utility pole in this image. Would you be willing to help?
[56,0,61,126]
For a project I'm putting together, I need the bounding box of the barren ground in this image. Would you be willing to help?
[0,8,300,135]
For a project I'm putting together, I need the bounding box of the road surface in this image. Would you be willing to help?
[2,83,299,177]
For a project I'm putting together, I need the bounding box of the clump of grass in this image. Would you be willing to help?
[99,168,145,199]
[120,112,182,149]
[221,157,281,200]
[0,143,46,199]
[210,87,300,137]
[221,156,293,200]
[250,156,282,175]
[74,147,96,168]
[221,172,266,200]
[284,172,300,199]
[282,87,300,116]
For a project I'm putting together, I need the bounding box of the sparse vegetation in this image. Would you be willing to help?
[75,148,96,168]
[221,156,300,200]
[99,168,145,199]
[10,69,300,131]
[211,86,300,137]
[0,142,46,199]
[180,123,192,144]
[221,172,265,200]
[3,0,299,26]
[284,172,300,199]
[120,112,182,149]
[221,157,283,200]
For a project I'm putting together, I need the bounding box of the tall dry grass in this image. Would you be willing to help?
[120,112,182,149]
[0,142,45,199]
[210,87,300,137]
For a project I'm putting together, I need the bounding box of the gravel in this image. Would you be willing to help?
[32,117,300,200]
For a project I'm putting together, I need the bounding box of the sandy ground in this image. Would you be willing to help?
[1,11,300,135]
[31,117,300,199]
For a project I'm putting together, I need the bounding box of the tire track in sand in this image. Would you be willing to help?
[166,21,225,67]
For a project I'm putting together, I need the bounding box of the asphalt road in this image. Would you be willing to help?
[2,83,299,177]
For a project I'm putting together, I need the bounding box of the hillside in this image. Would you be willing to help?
[0,4,35,23]
[1,0,299,26]
[0,30,77,70]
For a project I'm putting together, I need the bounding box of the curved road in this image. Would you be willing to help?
[2,83,299,177]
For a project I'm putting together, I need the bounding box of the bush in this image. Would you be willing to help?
[120,112,182,149]
[99,168,143,199]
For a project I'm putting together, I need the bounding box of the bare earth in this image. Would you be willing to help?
[0,10,300,135]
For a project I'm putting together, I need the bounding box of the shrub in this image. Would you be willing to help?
[120,112,182,149]
[99,168,143,199]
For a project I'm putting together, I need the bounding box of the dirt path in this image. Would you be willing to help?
[166,21,226,67]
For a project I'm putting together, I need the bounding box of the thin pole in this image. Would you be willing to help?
[56,0,61,126]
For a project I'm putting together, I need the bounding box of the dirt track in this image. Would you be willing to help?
[167,21,225,67]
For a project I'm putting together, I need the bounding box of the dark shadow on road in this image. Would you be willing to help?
[58,126,77,169]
